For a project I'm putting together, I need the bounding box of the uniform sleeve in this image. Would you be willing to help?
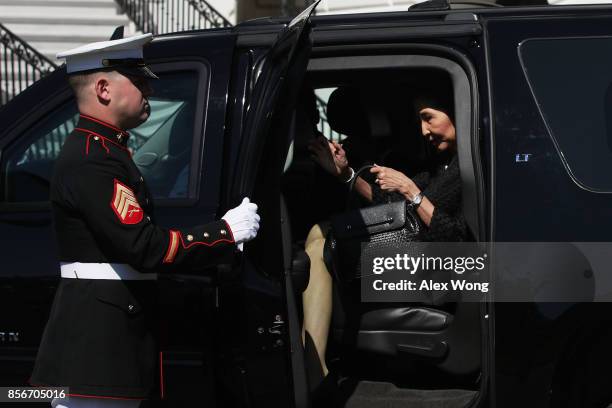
[68,158,236,272]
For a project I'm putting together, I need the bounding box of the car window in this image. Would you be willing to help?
[3,70,200,203]
[520,37,612,192]
[315,87,345,142]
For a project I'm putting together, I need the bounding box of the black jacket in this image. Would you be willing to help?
[30,114,236,399]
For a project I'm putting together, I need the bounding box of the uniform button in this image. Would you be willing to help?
[127,304,135,313]
[203,232,210,238]
[140,176,144,182]
[187,234,194,242]
[146,216,151,222]
[220,229,227,236]
[93,136,99,141]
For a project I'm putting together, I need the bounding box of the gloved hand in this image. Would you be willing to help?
[222,197,260,251]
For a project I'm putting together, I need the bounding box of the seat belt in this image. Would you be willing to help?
[280,195,310,408]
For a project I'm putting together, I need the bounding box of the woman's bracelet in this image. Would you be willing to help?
[341,167,356,183]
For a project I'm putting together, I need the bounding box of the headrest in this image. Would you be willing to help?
[326,87,369,137]
[326,87,391,140]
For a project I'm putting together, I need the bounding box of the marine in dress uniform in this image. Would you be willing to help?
[29,29,260,408]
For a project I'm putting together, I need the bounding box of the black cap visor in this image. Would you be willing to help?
[116,64,159,79]
[115,65,159,79]
[101,58,158,79]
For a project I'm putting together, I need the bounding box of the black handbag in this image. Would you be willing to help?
[326,165,424,283]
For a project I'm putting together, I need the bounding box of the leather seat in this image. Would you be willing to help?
[359,307,452,332]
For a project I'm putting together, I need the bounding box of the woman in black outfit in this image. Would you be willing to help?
[369,103,468,242]
[302,94,469,396]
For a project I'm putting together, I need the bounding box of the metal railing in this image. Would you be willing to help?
[0,23,57,107]
[115,0,233,35]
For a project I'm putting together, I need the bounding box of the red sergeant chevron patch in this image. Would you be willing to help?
[110,179,144,225]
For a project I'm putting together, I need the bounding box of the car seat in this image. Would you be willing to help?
[132,101,195,198]
[323,91,481,378]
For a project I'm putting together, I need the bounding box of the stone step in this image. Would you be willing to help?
[0,0,150,106]
[27,41,95,62]
[0,0,116,7]
[4,36,137,66]
[2,38,141,64]
[0,5,123,16]
[28,41,93,51]
[0,6,128,26]
[1,16,129,26]
[2,23,123,43]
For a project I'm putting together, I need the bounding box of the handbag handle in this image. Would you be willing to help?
[347,164,395,208]
[347,164,374,193]
[346,165,374,209]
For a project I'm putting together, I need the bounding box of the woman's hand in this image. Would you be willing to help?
[308,135,349,178]
[370,165,420,199]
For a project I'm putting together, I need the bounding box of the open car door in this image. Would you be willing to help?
[219,3,318,408]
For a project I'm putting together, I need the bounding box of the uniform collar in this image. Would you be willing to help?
[77,114,130,146]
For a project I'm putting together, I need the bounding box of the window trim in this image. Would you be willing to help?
[0,60,210,211]
[518,35,612,194]
[141,61,210,207]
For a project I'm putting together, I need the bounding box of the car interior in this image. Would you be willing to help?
[132,99,195,198]
[2,69,200,204]
[3,102,78,203]
[277,56,486,407]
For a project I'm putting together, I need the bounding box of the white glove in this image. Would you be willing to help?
[222,197,260,251]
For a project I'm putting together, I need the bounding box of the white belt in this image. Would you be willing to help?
[60,262,157,281]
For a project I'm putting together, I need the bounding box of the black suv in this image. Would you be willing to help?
[2,1,612,407]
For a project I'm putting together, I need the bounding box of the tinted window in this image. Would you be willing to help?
[520,37,612,192]
[315,87,345,142]
[3,70,200,202]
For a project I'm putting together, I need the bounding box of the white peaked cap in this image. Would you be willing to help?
[56,33,154,76]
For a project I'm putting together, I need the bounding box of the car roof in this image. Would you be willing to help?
[142,2,612,42]
[232,2,612,30]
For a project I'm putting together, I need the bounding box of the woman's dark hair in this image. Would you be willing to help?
[412,87,454,122]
